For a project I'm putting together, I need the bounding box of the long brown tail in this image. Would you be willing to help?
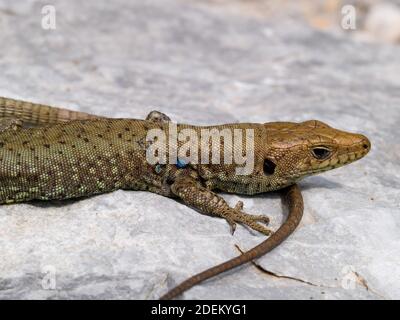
[0,96,102,126]
[160,184,304,300]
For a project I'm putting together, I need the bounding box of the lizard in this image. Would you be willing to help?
[0,96,370,299]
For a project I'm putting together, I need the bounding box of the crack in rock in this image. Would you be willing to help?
[234,244,386,299]
[235,244,325,287]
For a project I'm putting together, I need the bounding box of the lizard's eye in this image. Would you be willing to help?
[311,147,332,160]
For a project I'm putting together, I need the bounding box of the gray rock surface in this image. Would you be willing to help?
[0,0,399,299]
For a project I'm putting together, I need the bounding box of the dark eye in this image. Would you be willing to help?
[311,147,331,160]
[263,158,276,175]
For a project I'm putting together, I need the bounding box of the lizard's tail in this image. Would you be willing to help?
[0,96,102,126]
[159,184,304,300]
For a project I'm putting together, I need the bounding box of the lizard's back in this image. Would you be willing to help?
[0,118,156,204]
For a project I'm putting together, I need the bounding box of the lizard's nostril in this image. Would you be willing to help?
[361,136,371,152]
[356,134,370,152]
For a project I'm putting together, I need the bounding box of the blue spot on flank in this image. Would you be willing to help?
[155,164,162,174]
[176,158,187,168]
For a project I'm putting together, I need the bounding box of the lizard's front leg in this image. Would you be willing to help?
[170,175,271,235]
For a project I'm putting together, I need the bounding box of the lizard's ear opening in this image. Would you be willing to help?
[263,158,276,175]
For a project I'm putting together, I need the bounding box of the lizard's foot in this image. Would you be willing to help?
[170,175,272,236]
[227,201,272,236]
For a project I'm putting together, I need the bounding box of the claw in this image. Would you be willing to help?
[228,219,237,235]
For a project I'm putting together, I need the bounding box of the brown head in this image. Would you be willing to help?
[261,120,370,183]
[206,120,371,194]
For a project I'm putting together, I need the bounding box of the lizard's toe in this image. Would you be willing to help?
[250,214,270,225]
[252,224,273,236]
[228,220,237,235]
[229,209,272,235]
[233,201,270,226]
[236,212,270,226]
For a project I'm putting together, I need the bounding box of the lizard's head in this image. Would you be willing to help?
[199,120,370,195]
[260,120,371,188]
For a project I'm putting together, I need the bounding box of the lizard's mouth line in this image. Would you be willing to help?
[293,150,369,178]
